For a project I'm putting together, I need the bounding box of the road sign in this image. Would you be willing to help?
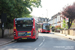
[66,18,69,22]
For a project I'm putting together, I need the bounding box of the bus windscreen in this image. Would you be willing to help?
[15,20,33,31]
[43,24,50,30]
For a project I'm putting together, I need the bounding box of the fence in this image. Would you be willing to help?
[60,29,75,36]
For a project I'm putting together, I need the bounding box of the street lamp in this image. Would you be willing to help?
[46,9,48,17]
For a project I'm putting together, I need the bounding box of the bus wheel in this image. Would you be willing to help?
[37,38,38,39]
[16,40,20,42]
[33,39,36,41]
[47,32,49,33]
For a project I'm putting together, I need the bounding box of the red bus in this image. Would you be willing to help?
[13,18,38,41]
[38,23,50,33]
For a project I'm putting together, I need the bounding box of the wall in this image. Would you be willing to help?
[71,19,75,28]
[4,29,13,36]
[60,29,75,36]
[0,29,2,37]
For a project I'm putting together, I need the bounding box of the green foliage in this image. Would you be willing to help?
[72,23,74,25]
[51,26,55,32]
[30,0,42,8]
[56,27,61,29]
[0,0,41,29]
[62,19,66,28]
[62,3,75,29]
[50,26,54,29]
[62,19,68,29]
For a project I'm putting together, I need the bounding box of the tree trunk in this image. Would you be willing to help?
[68,18,72,29]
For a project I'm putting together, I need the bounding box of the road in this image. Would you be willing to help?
[0,33,75,50]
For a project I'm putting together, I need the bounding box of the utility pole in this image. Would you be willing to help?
[2,22,4,38]
[46,9,48,17]
[1,13,7,38]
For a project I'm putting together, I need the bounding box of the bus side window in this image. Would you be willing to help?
[35,23,38,30]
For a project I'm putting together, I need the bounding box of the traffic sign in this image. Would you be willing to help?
[66,18,69,22]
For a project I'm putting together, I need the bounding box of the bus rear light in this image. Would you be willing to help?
[14,31,16,36]
[14,31,16,33]
[33,30,35,36]
[14,27,16,29]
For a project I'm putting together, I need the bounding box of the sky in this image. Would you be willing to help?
[30,0,75,19]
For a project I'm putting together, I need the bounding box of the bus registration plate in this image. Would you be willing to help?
[22,38,27,39]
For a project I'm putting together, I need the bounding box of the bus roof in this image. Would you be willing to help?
[15,18,33,21]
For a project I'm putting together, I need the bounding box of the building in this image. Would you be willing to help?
[38,17,49,23]
[32,16,50,23]
[48,13,64,28]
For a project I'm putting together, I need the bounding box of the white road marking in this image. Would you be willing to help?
[39,36,45,46]
[34,48,37,50]
[39,42,43,46]
[34,34,45,50]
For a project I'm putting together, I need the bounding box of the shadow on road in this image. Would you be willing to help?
[40,32,54,34]
[16,39,37,42]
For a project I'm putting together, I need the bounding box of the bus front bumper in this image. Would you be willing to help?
[42,31,50,33]
[14,36,36,40]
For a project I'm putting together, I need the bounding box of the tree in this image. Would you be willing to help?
[62,19,68,29]
[0,0,41,28]
[62,3,75,28]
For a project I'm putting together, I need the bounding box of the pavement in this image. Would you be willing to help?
[52,32,75,41]
[0,35,14,46]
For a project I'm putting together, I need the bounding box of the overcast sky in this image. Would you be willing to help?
[30,0,75,19]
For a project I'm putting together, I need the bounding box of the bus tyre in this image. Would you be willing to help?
[37,37,38,39]
[17,40,19,42]
[33,39,36,41]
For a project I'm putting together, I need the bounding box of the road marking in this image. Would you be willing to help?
[39,36,45,46]
[43,38,45,42]
[34,48,37,50]
[34,35,45,50]
[39,42,43,46]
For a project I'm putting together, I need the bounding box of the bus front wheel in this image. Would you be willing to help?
[33,39,36,41]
